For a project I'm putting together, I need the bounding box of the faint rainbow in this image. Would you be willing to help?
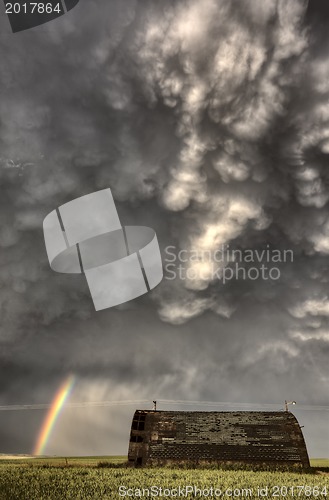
[33,375,76,456]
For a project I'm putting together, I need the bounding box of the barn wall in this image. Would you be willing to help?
[127,410,310,468]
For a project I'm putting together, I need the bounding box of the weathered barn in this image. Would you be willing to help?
[128,410,310,468]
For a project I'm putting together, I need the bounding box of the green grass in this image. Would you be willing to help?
[0,458,328,500]
[0,465,328,500]
[310,459,329,468]
[0,456,126,467]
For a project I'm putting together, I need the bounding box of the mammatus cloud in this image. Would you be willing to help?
[0,0,327,353]
[290,297,329,319]
[112,0,328,327]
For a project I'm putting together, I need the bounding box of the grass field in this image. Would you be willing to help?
[310,459,329,469]
[0,457,327,500]
[0,455,126,467]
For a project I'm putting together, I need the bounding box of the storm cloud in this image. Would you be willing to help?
[0,0,328,457]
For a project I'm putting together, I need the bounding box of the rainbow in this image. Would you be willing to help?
[33,375,76,456]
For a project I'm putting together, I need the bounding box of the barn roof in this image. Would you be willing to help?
[128,410,310,467]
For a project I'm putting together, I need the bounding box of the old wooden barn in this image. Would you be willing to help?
[128,410,310,467]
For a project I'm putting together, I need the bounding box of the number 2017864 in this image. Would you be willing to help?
[5,3,62,14]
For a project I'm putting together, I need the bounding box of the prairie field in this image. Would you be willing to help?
[0,457,328,500]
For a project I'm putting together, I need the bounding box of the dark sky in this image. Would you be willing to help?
[0,0,328,458]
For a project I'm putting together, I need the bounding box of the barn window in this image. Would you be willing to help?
[132,420,138,430]
[130,435,144,443]
[137,420,145,431]
[132,413,146,431]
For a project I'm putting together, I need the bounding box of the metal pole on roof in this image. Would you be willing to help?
[285,400,296,412]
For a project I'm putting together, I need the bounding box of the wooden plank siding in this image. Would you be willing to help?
[128,410,310,468]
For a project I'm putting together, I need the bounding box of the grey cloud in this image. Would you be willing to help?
[0,0,328,458]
